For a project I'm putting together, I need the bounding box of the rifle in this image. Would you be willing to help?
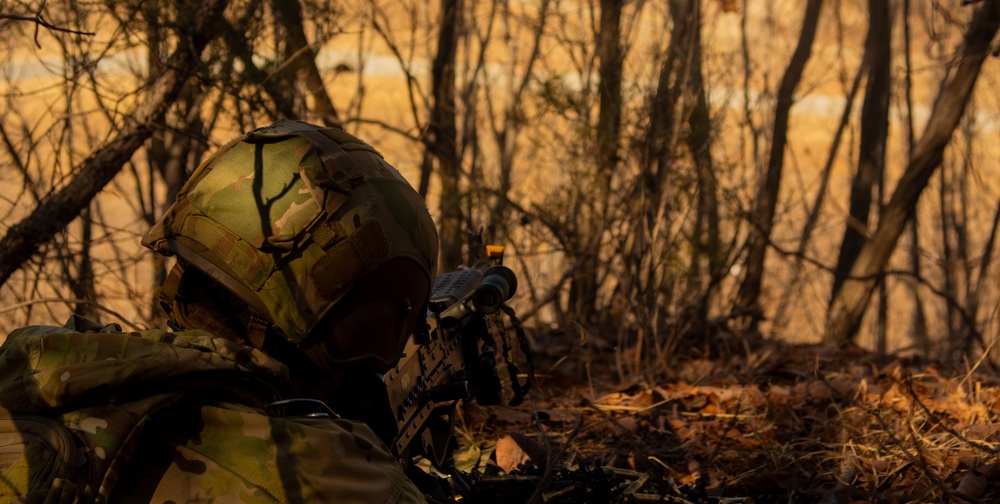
[382,233,533,481]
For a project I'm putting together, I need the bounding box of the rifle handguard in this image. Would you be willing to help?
[383,258,531,470]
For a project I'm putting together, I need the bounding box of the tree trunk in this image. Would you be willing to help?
[824,0,1000,346]
[624,0,689,323]
[734,0,824,327]
[596,0,623,182]
[427,0,464,272]
[773,64,865,329]
[939,158,959,336]
[70,206,97,319]
[953,118,977,357]
[488,0,550,228]
[568,0,622,325]
[685,2,722,314]
[740,0,761,167]
[272,0,341,127]
[220,3,298,121]
[144,0,210,325]
[962,197,1000,354]
[829,0,891,305]
[0,0,230,289]
[901,0,930,355]
[641,0,690,215]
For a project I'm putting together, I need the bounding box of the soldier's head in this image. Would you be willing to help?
[142,120,438,377]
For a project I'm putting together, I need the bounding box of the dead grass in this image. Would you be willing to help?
[454,329,1000,502]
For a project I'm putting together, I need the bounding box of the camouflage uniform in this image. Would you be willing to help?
[0,323,425,503]
[0,121,438,503]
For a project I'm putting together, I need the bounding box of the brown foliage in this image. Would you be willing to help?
[457,329,1000,501]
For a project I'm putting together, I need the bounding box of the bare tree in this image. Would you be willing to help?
[901,0,930,354]
[826,0,892,342]
[484,0,551,229]
[949,114,985,358]
[3,0,998,367]
[0,3,95,44]
[567,0,623,326]
[734,0,824,328]
[772,64,865,330]
[139,0,213,326]
[424,0,465,272]
[685,1,723,315]
[829,0,891,301]
[959,196,1000,355]
[272,0,342,127]
[825,0,1000,347]
[0,0,230,288]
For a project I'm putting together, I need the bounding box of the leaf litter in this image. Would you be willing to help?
[450,330,1000,503]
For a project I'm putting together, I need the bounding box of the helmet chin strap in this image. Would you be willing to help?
[246,311,271,350]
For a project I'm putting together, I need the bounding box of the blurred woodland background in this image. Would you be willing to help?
[1,0,999,377]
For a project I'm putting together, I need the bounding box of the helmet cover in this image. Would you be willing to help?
[143,120,439,364]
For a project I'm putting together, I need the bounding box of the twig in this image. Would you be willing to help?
[903,414,985,504]
[871,396,983,503]
[702,398,744,472]
[578,396,643,445]
[0,297,144,331]
[527,417,585,504]
[0,0,96,48]
[339,117,421,142]
[958,335,999,391]
[901,376,1000,454]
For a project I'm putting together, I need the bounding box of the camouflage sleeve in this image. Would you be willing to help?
[125,402,427,503]
[0,324,427,503]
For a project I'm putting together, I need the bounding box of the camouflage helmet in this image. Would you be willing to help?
[142,120,438,371]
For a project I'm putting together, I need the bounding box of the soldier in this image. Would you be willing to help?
[0,120,438,503]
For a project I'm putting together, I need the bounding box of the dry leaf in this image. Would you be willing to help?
[719,0,738,13]
[492,407,532,426]
[956,474,987,500]
[495,435,531,473]
[534,408,577,423]
[494,433,547,473]
[964,423,1000,440]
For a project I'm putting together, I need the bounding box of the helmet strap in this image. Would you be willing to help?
[246,311,270,349]
[156,262,186,328]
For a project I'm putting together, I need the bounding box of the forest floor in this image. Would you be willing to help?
[451,327,1000,503]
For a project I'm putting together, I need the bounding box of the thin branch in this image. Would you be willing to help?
[0,1,96,48]
[0,0,230,289]
[902,376,999,455]
[0,297,144,331]
[340,116,421,142]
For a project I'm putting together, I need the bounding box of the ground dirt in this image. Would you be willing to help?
[450,328,1000,503]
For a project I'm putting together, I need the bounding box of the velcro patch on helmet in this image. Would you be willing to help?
[310,221,339,249]
[249,120,371,195]
[320,127,382,157]
[309,220,390,301]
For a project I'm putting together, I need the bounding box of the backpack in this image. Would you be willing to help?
[0,319,424,503]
